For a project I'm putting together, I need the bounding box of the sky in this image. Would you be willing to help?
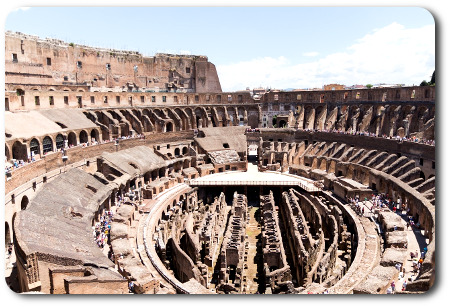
[4,7,435,91]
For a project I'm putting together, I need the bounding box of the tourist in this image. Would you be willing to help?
[402,280,407,291]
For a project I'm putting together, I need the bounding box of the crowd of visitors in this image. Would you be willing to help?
[303,128,435,146]
[93,210,113,249]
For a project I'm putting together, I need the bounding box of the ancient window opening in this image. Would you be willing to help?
[5,98,9,111]
[216,95,221,103]
[419,158,423,166]
[167,144,171,149]
[223,143,230,148]
[35,96,40,106]
[195,95,199,102]
[46,57,51,65]
[382,92,387,102]
[140,96,145,103]
[33,181,37,191]
[106,63,111,70]
[411,90,416,99]
[432,161,435,169]
[356,92,360,99]
[425,89,430,98]
[11,195,15,204]
[43,176,47,183]
[63,76,68,81]
[116,96,120,104]
[30,138,40,155]
[186,67,191,74]
[151,96,156,102]
[162,96,167,102]
[64,96,69,105]
[43,136,53,154]
[55,134,64,150]
[90,96,95,104]
[206,95,210,102]
[274,94,278,101]
[225,165,230,170]
[395,90,400,99]
[174,96,178,103]
[228,95,232,102]
[77,61,82,68]
[238,95,243,102]
[49,96,54,105]
[297,94,302,101]
[12,53,18,63]
[103,96,108,104]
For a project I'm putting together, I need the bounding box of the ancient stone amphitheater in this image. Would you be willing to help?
[4,32,435,294]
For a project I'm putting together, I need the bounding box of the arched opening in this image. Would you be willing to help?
[79,130,89,144]
[42,136,53,154]
[166,122,173,132]
[182,147,188,155]
[174,148,180,156]
[5,222,11,247]
[21,195,29,210]
[5,145,10,161]
[419,171,426,180]
[90,129,99,143]
[30,138,40,157]
[68,132,77,147]
[12,141,27,161]
[159,168,166,178]
[55,134,64,150]
[278,120,287,128]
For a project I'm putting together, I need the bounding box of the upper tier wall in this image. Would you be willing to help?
[5,32,221,93]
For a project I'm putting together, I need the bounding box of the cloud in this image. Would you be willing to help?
[302,52,319,57]
[217,22,435,91]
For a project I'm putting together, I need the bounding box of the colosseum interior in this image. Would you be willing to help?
[4,31,435,295]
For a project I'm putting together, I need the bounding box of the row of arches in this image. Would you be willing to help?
[6,129,100,162]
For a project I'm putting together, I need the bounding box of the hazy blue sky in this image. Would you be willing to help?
[5,7,435,91]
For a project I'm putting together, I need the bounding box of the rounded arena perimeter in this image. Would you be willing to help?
[4,32,435,295]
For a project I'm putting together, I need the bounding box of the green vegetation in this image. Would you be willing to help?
[366,84,373,89]
[420,70,435,86]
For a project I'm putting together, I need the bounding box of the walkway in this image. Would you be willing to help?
[190,163,320,192]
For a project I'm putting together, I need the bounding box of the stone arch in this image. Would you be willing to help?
[5,222,11,247]
[182,146,188,155]
[21,195,29,210]
[174,148,180,156]
[420,171,426,180]
[79,130,89,143]
[42,136,53,154]
[55,134,65,150]
[166,122,174,132]
[29,138,40,156]
[12,141,27,161]
[90,129,100,143]
[5,144,11,161]
[68,132,77,147]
